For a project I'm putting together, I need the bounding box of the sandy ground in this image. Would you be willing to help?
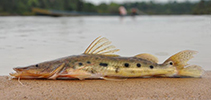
[0,71,211,100]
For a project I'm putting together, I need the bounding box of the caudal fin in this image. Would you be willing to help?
[178,65,204,78]
[163,50,204,77]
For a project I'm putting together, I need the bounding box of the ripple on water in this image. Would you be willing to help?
[19,34,28,37]
[79,36,85,39]
[0,37,6,39]
[16,47,24,49]
[28,39,37,41]
[67,40,76,43]
[6,45,12,47]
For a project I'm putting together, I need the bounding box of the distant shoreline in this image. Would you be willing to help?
[1,0,210,17]
[0,14,210,17]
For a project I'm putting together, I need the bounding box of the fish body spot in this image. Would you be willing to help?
[87,61,91,64]
[78,63,83,66]
[150,65,154,69]
[99,63,108,67]
[124,63,130,67]
[137,63,141,67]
[91,70,95,74]
[115,68,119,73]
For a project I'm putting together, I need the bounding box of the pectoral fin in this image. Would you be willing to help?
[48,63,66,79]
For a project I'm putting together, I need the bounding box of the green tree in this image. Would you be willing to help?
[97,3,108,13]
[107,2,120,14]
[193,0,211,14]
[0,0,210,15]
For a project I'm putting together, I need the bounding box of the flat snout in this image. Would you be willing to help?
[13,67,28,72]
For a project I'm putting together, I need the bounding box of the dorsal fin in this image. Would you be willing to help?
[84,36,120,55]
[135,53,158,63]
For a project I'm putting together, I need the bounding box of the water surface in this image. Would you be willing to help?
[0,15,210,75]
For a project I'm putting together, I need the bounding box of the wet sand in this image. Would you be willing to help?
[0,71,211,100]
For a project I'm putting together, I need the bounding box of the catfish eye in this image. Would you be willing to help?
[35,64,39,67]
[169,61,173,65]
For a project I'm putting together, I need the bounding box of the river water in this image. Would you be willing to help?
[0,15,211,75]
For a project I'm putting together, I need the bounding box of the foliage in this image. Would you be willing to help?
[193,0,211,14]
[0,0,210,15]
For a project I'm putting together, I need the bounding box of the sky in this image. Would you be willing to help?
[84,0,200,4]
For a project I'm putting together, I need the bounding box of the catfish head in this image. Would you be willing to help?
[10,60,65,79]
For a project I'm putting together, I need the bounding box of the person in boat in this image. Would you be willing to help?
[131,8,138,16]
[119,6,127,16]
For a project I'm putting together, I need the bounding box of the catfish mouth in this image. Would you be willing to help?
[13,67,28,72]
[10,67,50,78]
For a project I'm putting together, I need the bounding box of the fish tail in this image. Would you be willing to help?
[178,65,204,78]
[163,50,204,77]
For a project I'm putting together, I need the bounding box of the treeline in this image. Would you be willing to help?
[0,0,210,15]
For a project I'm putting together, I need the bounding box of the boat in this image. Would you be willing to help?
[32,8,118,17]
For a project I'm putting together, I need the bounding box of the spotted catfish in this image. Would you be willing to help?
[10,37,204,80]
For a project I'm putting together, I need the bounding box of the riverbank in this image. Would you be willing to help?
[0,71,211,100]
